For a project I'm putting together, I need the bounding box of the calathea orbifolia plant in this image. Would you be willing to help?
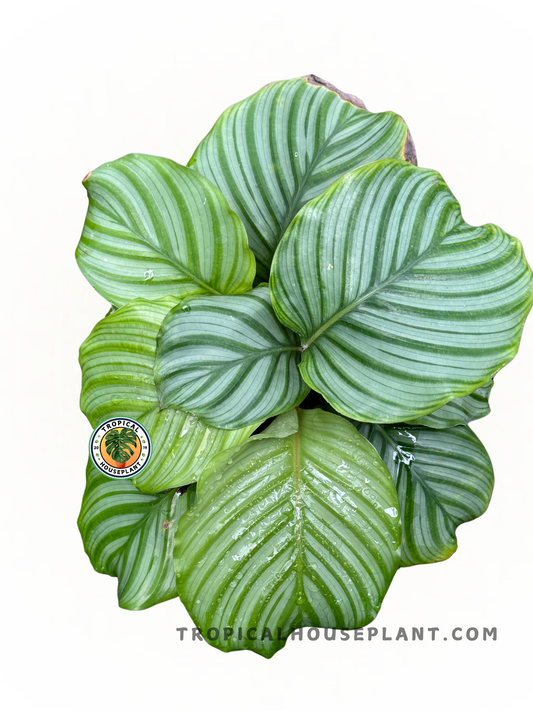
[76,75,533,657]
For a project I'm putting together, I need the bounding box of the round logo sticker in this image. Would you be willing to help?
[89,418,152,479]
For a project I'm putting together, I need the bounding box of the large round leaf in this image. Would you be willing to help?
[80,297,179,427]
[174,408,401,657]
[132,408,255,493]
[271,159,533,423]
[404,381,493,429]
[78,462,196,611]
[356,423,494,566]
[189,75,416,280]
[76,153,255,307]
[155,285,309,429]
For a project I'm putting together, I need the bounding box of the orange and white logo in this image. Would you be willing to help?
[89,418,152,479]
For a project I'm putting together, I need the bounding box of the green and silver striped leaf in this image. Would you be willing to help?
[271,159,533,423]
[356,423,494,566]
[80,297,178,427]
[76,153,255,307]
[404,380,493,429]
[174,408,401,657]
[155,285,309,429]
[132,408,255,493]
[78,461,196,610]
[189,75,416,280]
[80,299,256,491]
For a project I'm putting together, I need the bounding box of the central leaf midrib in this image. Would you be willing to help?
[92,197,223,296]
[292,422,305,614]
[278,120,350,239]
[191,346,301,374]
[136,235,223,296]
[376,425,459,529]
[304,226,458,348]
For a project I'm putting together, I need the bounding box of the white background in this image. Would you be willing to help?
[1,1,532,708]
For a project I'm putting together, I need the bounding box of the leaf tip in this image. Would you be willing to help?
[401,123,418,166]
[82,170,92,184]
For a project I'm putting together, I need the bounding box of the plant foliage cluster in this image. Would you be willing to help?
[76,75,533,657]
